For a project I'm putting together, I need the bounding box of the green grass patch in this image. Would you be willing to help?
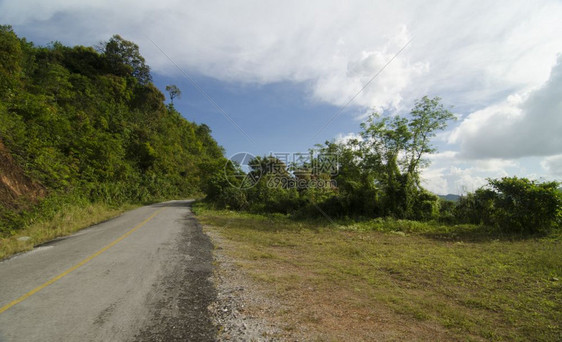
[195,203,562,341]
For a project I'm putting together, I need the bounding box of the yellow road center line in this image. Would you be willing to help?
[0,207,165,314]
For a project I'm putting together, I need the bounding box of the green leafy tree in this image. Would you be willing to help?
[406,96,456,183]
[454,177,561,234]
[487,177,561,234]
[454,189,496,225]
[0,25,23,96]
[165,85,181,105]
[103,35,151,84]
[358,96,455,218]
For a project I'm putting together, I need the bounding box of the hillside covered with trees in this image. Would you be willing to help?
[0,26,226,235]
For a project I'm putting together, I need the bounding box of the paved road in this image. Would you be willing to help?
[0,200,216,342]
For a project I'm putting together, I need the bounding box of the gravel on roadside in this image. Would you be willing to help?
[205,229,302,342]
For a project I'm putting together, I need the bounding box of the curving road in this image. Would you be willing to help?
[0,200,216,342]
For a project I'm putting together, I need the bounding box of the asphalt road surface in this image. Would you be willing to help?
[0,200,216,342]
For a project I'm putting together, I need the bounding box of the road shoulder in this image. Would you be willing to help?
[204,227,301,341]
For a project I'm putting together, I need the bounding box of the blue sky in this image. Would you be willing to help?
[2,0,561,194]
[150,74,357,157]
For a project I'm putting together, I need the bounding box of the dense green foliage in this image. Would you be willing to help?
[209,96,455,221]
[207,97,561,235]
[0,27,226,234]
[455,177,561,234]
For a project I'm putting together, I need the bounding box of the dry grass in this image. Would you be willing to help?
[196,206,562,341]
[0,203,135,260]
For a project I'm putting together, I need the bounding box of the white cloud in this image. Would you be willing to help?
[334,132,363,145]
[423,152,524,194]
[421,167,449,195]
[451,55,562,159]
[542,155,562,176]
[472,159,518,172]
[427,151,459,162]
[421,152,554,194]
[311,29,429,111]
[422,158,507,195]
[422,163,514,195]
[2,0,562,114]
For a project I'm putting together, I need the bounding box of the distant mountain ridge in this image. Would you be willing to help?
[438,194,461,202]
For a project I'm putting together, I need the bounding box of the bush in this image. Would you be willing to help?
[217,187,249,210]
[438,199,456,224]
[454,177,561,235]
[487,177,561,234]
[454,189,496,226]
[412,190,440,221]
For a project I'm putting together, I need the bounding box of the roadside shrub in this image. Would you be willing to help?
[454,177,561,235]
[487,177,561,234]
[412,190,440,221]
[454,189,496,226]
[438,199,456,224]
[218,187,249,210]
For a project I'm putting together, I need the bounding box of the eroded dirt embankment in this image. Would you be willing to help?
[0,139,45,210]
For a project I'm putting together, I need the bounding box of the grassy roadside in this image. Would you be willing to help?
[0,201,137,260]
[194,204,562,341]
